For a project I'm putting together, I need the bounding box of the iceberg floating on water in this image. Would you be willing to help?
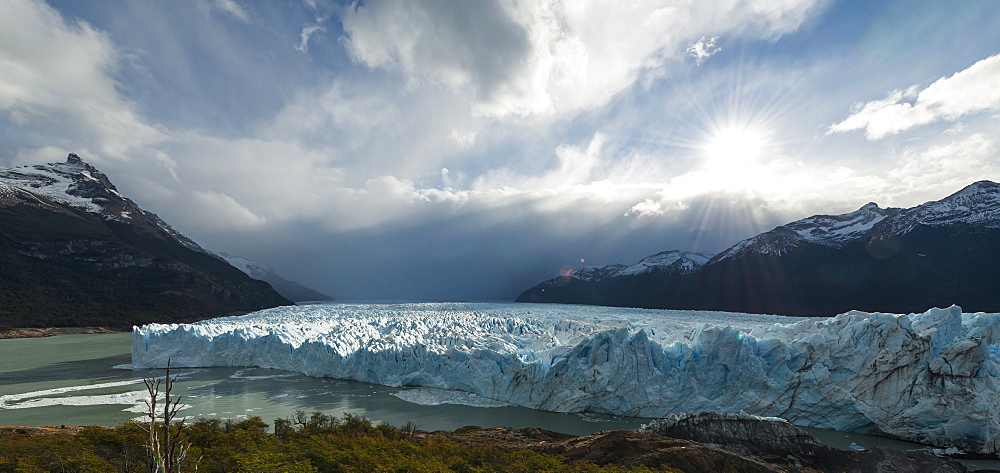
[132,302,1000,453]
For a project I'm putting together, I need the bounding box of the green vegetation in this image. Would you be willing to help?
[0,413,677,472]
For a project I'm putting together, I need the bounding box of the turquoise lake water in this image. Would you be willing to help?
[0,332,642,434]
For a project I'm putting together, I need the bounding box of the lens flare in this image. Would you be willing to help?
[865,235,901,260]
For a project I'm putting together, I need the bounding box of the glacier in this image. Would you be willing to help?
[131,302,1000,453]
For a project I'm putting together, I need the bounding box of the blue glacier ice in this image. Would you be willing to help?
[131,302,1000,453]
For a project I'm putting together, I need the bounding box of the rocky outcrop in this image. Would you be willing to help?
[642,413,968,473]
[439,426,799,472]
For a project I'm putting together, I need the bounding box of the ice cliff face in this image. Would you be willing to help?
[132,302,1000,453]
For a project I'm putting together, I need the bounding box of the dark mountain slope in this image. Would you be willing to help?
[0,155,291,328]
[517,250,711,307]
[518,181,1000,316]
[669,225,1000,315]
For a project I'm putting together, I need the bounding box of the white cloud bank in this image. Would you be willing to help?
[829,54,1000,140]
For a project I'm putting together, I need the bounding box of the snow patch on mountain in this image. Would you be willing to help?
[616,250,713,277]
[787,202,892,244]
[879,180,1000,235]
[0,154,105,213]
[0,182,55,210]
[0,154,208,253]
[713,204,897,261]
[213,251,332,302]
[568,264,628,282]
[215,252,270,277]
[563,250,713,283]
[714,180,1000,262]
[133,302,1000,454]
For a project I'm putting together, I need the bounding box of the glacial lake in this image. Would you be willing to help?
[0,332,643,433]
[3,331,997,470]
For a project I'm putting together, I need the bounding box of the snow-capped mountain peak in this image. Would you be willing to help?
[0,154,206,253]
[615,250,713,277]
[785,202,894,244]
[568,264,628,282]
[714,180,1000,263]
[0,153,121,215]
[557,250,713,284]
[877,180,1000,234]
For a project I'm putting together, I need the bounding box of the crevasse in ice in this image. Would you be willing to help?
[131,302,1000,453]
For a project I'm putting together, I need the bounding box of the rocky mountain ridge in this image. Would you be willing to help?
[0,154,209,253]
[554,250,712,283]
[714,180,1000,263]
[517,181,1000,315]
[215,252,332,302]
[0,154,291,328]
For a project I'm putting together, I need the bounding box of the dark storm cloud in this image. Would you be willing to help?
[342,0,532,104]
[219,191,793,301]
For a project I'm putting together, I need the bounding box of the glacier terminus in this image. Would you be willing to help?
[131,302,1000,454]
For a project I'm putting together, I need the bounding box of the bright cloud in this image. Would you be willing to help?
[296,24,326,52]
[686,36,721,65]
[829,54,1000,140]
[886,133,998,201]
[190,190,267,230]
[0,0,166,161]
[341,0,825,117]
[626,199,664,217]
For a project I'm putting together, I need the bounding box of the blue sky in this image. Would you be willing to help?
[3,0,1000,300]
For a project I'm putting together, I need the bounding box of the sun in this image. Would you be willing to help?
[663,123,786,198]
[702,127,767,169]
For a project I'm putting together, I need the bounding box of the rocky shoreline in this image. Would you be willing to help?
[0,426,84,436]
[0,326,123,339]
[436,417,987,472]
